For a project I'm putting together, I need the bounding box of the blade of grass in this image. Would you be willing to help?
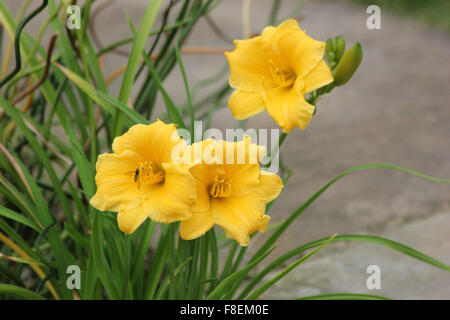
[196,235,209,299]
[187,238,200,299]
[131,220,156,292]
[0,97,72,221]
[0,232,58,299]
[229,164,450,299]
[206,246,276,300]
[114,0,164,136]
[98,91,149,125]
[246,234,337,300]
[251,164,450,264]
[90,211,120,299]
[0,284,45,300]
[55,63,147,126]
[0,253,45,266]
[0,205,40,232]
[64,223,90,249]
[297,293,391,300]
[220,242,238,280]
[168,223,177,299]
[174,42,194,137]
[0,219,39,260]
[140,50,185,128]
[144,225,170,299]
[97,17,196,56]
[206,229,218,294]
[238,234,450,299]
[155,256,193,300]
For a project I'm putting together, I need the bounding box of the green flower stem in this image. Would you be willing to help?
[0,0,48,88]
[263,131,287,169]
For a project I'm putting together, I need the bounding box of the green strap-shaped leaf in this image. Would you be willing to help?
[56,63,148,127]
[251,164,450,264]
[239,234,450,299]
[206,246,276,300]
[297,293,390,300]
[0,284,45,300]
[0,253,45,266]
[140,46,186,129]
[246,234,336,300]
[114,0,164,136]
[0,205,40,232]
[234,164,449,299]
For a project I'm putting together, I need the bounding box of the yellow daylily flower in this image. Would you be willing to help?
[225,19,333,133]
[180,137,283,246]
[90,120,196,234]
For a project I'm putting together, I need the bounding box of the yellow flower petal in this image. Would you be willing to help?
[112,120,183,166]
[261,19,300,42]
[190,162,216,186]
[258,171,283,202]
[212,137,266,165]
[303,60,333,93]
[180,209,214,240]
[212,194,270,246]
[225,38,277,92]
[142,162,196,223]
[263,78,315,133]
[262,19,325,79]
[224,164,260,197]
[228,90,266,120]
[193,181,211,213]
[90,151,147,212]
[117,205,149,234]
[277,30,325,78]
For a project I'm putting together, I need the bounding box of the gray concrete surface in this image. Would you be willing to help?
[3,0,450,299]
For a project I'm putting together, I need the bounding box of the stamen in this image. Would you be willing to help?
[133,161,164,188]
[269,59,296,87]
[209,176,232,198]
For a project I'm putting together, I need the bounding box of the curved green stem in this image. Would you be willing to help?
[0,0,48,88]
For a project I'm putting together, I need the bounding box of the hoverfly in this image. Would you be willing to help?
[125,161,163,189]
[125,167,142,189]
[134,167,141,189]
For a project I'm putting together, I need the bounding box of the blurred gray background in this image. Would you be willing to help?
[3,0,449,299]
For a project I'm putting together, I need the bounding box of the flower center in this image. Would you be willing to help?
[209,176,232,198]
[134,161,164,189]
[269,59,296,87]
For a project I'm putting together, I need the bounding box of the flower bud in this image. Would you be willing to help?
[325,38,336,67]
[325,38,336,54]
[334,35,346,62]
[332,42,362,86]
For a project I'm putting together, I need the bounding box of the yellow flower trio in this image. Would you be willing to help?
[90,19,332,246]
